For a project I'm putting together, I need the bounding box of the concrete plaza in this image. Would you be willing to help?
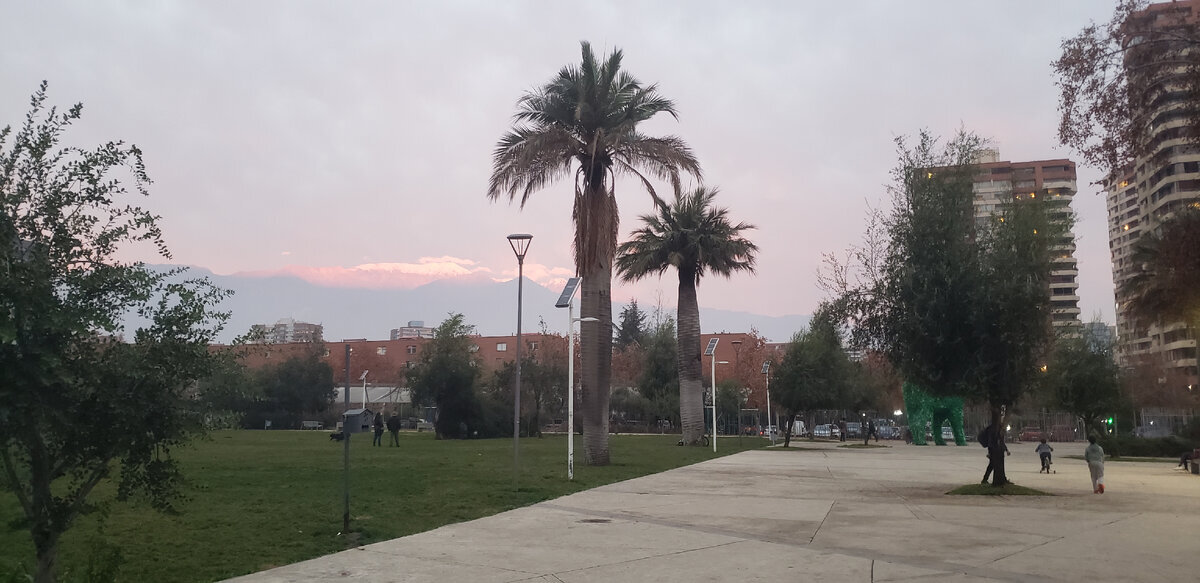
[227,439,1200,582]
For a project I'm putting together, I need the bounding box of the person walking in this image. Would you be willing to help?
[838,419,847,442]
[386,413,401,447]
[372,412,384,447]
[864,419,873,446]
[1084,435,1106,493]
[980,424,1010,484]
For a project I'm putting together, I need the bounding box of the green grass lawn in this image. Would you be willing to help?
[946,483,1052,496]
[0,431,765,582]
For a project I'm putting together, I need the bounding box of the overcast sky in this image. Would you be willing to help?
[1,0,1121,324]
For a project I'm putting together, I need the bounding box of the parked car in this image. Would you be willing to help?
[760,425,779,437]
[941,425,954,440]
[845,422,863,438]
[813,424,831,438]
[873,419,898,439]
[1018,426,1044,442]
[791,420,808,437]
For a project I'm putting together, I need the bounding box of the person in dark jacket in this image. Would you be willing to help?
[372,412,384,446]
[979,424,1009,484]
[386,414,401,447]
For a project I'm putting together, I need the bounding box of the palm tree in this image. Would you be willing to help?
[488,42,701,465]
[1122,206,1200,335]
[615,187,758,445]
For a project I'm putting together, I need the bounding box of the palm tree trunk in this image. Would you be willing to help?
[676,270,705,445]
[580,266,613,465]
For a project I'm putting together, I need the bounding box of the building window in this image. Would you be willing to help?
[322,349,330,357]
[377,347,387,356]
[469,344,479,353]
[407,345,417,355]
[528,342,538,350]
[497,342,507,352]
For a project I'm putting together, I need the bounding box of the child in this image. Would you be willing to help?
[1035,438,1054,473]
[1084,435,1105,494]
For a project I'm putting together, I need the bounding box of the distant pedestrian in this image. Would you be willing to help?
[386,413,401,447]
[870,420,879,443]
[979,424,1010,484]
[372,412,384,447]
[1177,450,1194,470]
[1084,435,1106,494]
[838,419,847,442]
[864,420,873,445]
[1035,438,1054,473]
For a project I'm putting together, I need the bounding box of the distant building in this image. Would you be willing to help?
[1083,321,1118,353]
[390,320,435,340]
[1106,0,1199,387]
[250,318,324,344]
[972,150,1083,331]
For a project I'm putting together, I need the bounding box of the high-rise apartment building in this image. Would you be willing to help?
[1107,0,1199,385]
[250,318,324,344]
[973,151,1082,330]
[390,320,435,340]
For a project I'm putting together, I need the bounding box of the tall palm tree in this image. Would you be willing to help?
[616,187,758,445]
[1123,206,1200,334]
[488,42,701,465]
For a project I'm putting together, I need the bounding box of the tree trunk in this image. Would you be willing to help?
[676,272,705,445]
[34,531,59,583]
[988,403,1009,486]
[783,412,797,448]
[580,266,613,465]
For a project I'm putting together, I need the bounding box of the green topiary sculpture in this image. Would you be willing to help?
[902,382,967,445]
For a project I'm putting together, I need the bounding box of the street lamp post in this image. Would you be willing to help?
[507,233,532,490]
[555,277,595,480]
[762,361,773,445]
[359,370,369,410]
[710,356,729,453]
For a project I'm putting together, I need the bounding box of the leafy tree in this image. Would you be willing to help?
[636,317,680,429]
[616,187,758,445]
[193,353,257,429]
[407,314,482,439]
[1122,206,1200,334]
[0,84,229,582]
[772,308,854,447]
[1054,0,1200,173]
[614,300,648,351]
[490,355,566,437]
[489,42,702,465]
[250,347,335,429]
[715,380,744,435]
[1043,329,1125,436]
[833,130,1063,485]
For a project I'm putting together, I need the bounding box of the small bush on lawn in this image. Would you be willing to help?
[946,483,1051,496]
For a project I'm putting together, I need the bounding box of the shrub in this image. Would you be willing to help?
[1097,434,1198,458]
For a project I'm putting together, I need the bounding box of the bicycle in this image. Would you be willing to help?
[676,432,711,447]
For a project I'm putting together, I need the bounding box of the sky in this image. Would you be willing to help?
[1,0,1121,325]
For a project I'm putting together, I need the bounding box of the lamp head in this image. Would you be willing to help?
[507,233,533,260]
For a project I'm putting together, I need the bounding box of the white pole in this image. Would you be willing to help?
[362,377,368,410]
[711,355,717,453]
[766,371,773,445]
[567,299,575,480]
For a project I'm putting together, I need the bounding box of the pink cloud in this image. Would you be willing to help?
[235,256,574,291]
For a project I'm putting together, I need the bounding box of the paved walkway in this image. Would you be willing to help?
[226,440,1200,582]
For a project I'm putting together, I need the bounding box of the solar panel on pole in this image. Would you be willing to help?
[555,277,581,308]
[704,338,719,356]
[760,361,770,375]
